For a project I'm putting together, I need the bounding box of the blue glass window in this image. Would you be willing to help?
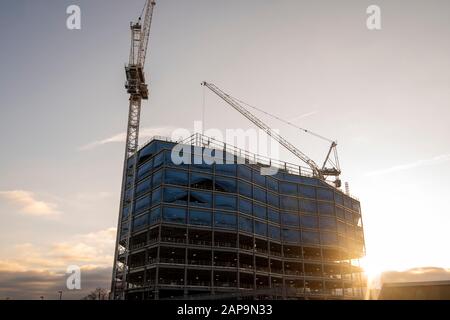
[121,223,129,236]
[163,187,188,204]
[301,199,317,213]
[317,188,334,201]
[253,204,266,219]
[284,175,303,184]
[164,169,188,186]
[238,181,252,198]
[189,209,212,226]
[136,179,151,197]
[125,174,133,187]
[300,215,318,229]
[344,196,352,209]
[163,206,186,224]
[337,221,346,234]
[156,141,176,150]
[152,170,163,187]
[282,228,300,243]
[318,202,334,215]
[335,192,344,205]
[267,177,278,192]
[191,162,213,172]
[214,194,237,210]
[215,177,237,193]
[267,192,279,208]
[149,207,161,225]
[280,182,297,195]
[300,176,319,186]
[190,172,213,190]
[253,186,266,203]
[280,196,298,211]
[321,232,338,245]
[151,187,162,205]
[299,185,316,198]
[154,152,164,169]
[319,217,336,230]
[135,196,150,214]
[124,188,131,199]
[336,206,345,219]
[269,225,280,240]
[190,190,212,208]
[215,212,237,229]
[216,163,237,176]
[352,201,361,213]
[345,210,353,222]
[238,165,252,181]
[281,212,299,227]
[239,198,252,215]
[255,221,267,236]
[122,206,130,220]
[253,171,266,187]
[137,160,153,179]
[268,208,280,224]
[302,231,320,244]
[239,216,253,233]
[125,188,132,203]
[133,214,148,230]
[138,143,156,164]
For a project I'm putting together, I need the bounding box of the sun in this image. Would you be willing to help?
[360,256,385,281]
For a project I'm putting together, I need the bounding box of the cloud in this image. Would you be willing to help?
[79,126,176,151]
[0,227,116,299]
[382,267,450,283]
[0,190,60,217]
[0,227,116,273]
[0,267,112,300]
[48,228,117,267]
[366,153,450,176]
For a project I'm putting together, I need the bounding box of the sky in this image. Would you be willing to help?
[0,0,449,299]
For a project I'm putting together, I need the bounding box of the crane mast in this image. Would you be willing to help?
[201,82,341,185]
[111,1,156,300]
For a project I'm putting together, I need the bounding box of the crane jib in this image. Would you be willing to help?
[201,81,341,183]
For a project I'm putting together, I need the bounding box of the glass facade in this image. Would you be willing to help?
[113,139,365,300]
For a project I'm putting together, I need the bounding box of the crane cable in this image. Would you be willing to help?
[202,84,206,136]
[138,1,147,20]
[228,95,336,145]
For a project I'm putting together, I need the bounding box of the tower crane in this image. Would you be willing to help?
[111,0,156,300]
[201,81,341,187]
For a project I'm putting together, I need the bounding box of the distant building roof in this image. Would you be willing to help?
[379,280,450,300]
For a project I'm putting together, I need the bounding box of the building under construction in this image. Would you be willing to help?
[110,1,366,300]
[111,134,366,300]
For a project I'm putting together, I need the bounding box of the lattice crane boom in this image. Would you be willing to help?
[138,1,155,68]
[202,81,342,185]
[111,1,156,300]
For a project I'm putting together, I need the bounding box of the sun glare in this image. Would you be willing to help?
[360,256,385,281]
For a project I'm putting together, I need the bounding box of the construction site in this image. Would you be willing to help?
[110,1,366,300]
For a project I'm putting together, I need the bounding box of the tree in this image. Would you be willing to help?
[82,288,109,300]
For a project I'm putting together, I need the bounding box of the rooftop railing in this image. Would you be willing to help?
[137,133,315,178]
[136,133,359,199]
